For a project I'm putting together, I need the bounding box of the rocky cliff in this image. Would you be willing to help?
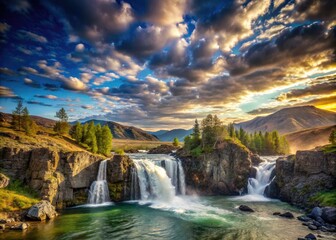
[176,140,261,195]
[266,150,336,208]
[0,147,135,208]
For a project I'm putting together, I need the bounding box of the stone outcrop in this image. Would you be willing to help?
[176,140,260,195]
[266,150,336,208]
[106,155,136,202]
[0,147,137,208]
[0,147,103,208]
[0,173,9,188]
[148,144,179,154]
[26,200,57,221]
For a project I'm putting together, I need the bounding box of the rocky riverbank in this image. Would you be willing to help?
[266,149,336,209]
[176,139,261,195]
[0,147,135,209]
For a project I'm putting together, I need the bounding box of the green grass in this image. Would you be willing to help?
[309,189,336,207]
[0,180,39,212]
[322,144,336,153]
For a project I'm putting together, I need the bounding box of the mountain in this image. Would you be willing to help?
[285,125,335,153]
[147,130,169,136]
[0,112,56,128]
[235,106,336,134]
[151,128,193,142]
[82,119,159,141]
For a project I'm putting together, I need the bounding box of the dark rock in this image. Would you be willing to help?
[26,200,58,221]
[148,144,179,154]
[298,238,305,240]
[274,151,336,209]
[308,224,318,230]
[273,212,281,215]
[304,233,316,239]
[303,222,310,226]
[177,139,255,195]
[297,216,312,222]
[239,205,254,212]
[310,207,322,220]
[312,220,322,227]
[321,207,336,224]
[315,216,325,224]
[279,212,294,219]
[0,173,9,188]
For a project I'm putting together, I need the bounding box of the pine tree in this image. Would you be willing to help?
[22,107,34,135]
[12,100,24,130]
[82,123,89,142]
[100,125,113,156]
[85,121,98,153]
[193,119,201,140]
[228,123,236,138]
[173,137,179,147]
[54,108,70,135]
[95,124,102,153]
[329,129,336,145]
[72,122,83,143]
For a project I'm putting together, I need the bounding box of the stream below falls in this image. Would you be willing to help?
[1,154,313,240]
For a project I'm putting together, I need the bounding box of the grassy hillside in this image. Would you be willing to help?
[285,125,335,153]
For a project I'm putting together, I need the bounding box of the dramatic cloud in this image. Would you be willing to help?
[0,0,335,129]
[26,100,52,107]
[16,30,48,43]
[34,94,58,99]
[0,86,17,98]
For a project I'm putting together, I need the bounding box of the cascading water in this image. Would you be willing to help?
[88,160,111,204]
[246,156,278,200]
[129,154,186,202]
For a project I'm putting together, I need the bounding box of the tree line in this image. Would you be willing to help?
[11,100,38,136]
[70,121,113,156]
[184,114,290,156]
[10,101,113,156]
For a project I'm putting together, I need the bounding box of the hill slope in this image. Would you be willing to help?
[150,128,193,142]
[236,106,336,134]
[285,125,335,153]
[83,120,159,141]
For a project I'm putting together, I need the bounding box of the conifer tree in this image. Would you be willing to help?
[95,124,102,153]
[173,137,179,147]
[12,100,24,130]
[85,121,98,153]
[54,108,70,135]
[329,129,336,145]
[100,125,113,156]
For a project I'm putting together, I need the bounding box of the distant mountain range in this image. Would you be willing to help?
[148,128,193,142]
[285,124,336,153]
[235,106,336,134]
[81,120,159,141]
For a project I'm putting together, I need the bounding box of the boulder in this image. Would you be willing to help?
[239,205,254,212]
[279,212,294,219]
[177,139,258,195]
[0,173,9,188]
[321,207,336,224]
[304,233,316,240]
[26,200,58,221]
[148,145,179,154]
[309,207,322,220]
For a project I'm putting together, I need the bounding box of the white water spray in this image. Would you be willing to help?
[88,160,111,204]
[129,154,186,202]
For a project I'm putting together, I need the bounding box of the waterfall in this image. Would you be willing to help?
[129,154,186,202]
[247,156,277,196]
[88,160,111,204]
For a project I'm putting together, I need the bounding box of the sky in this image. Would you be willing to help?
[0,0,335,130]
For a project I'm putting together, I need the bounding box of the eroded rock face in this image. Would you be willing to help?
[148,144,179,154]
[26,200,57,221]
[0,173,9,188]
[0,147,103,208]
[106,155,135,202]
[267,150,336,208]
[177,140,259,195]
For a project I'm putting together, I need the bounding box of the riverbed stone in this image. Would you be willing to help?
[309,207,322,220]
[26,200,57,221]
[308,224,318,230]
[321,207,336,224]
[297,216,312,222]
[304,233,316,239]
[279,212,294,219]
[238,205,254,212]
